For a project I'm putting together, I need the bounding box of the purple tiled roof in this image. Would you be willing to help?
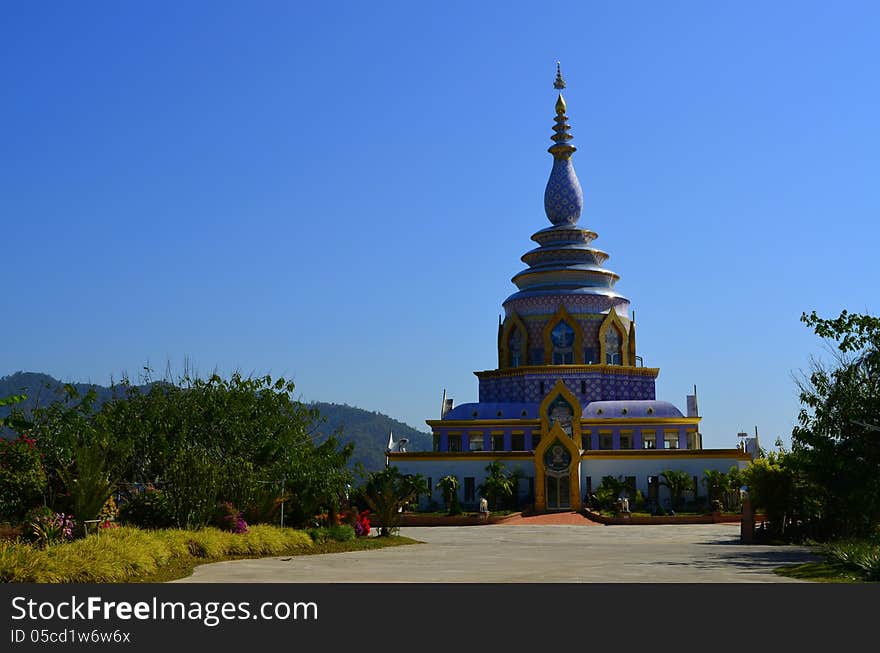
[443,402,540,420]
[583,400,684,418]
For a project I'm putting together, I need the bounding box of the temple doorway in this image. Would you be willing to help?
[544,441,572,511]
[546,474,571,510]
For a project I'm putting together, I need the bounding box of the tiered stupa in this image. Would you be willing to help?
[389,66,747,514]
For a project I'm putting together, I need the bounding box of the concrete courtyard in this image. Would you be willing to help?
[174,523,819,583]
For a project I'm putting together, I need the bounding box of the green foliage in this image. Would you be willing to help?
[21,373,353,530]
[659,470,694,511]
[117,489,175,529]
[595,476,630,512]
[0,433,46,522]
[436,475,461,515]
[363,467,427,536]
[743,452,804,539]
[163,445,221,529]
[478,461,520,510]
[822,540,880,582]
[702,467,744,512]
[0,393,32,433]
[791,310,880,539]
[306,524,356,543]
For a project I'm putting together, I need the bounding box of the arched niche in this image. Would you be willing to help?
[598,310,631,367]
[542,305,584,365]
[539,379,582,444]
[499,312,529,369]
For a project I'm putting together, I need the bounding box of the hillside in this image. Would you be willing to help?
[310,402,432,473]
[0,372,431,474]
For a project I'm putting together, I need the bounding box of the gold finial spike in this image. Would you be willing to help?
[554,61,566,90]
[555,93,567,114]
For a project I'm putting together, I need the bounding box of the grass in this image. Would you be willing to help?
[775,539,880,583]
[775,562,860,583]
[0,525,418,584]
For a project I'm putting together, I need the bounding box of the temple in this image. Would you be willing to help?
[389,65,749,512]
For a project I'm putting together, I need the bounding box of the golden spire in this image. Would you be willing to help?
[554,61,567,114]
[554,61,566,90]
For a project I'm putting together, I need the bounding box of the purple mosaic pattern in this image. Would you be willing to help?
[544,158,584,225]
[505,294,630,317]
[522,248,609,266]
[478,371,656,404]
[510,313,622,361]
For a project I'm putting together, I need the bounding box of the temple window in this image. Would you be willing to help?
[491,434,505,451]
[642,431,656,449]
[664,432,679,449]
[532,434,542,449]
[599,433,613,450]
[548,396,575,437]
[508,328,524,368]
[581,380,587,395]
[447,434,462,452]
[686,431,698,449]
[581,430,591,450]
[432,434,440,451]
[620,433,633,450]
[511,433,525,450]
[551,321,575,364]
[605,326,623,365]
[469,434,484,451]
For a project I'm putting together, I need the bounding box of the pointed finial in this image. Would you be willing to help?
[554,61,566,90]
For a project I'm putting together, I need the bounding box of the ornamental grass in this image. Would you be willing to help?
[0,525,313,583]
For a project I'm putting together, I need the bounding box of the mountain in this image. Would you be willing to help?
[310,402,432,473]
[0,372,431,473]
[0,371,139,416]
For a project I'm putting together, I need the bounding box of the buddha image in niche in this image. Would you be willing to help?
[549,396,574,437]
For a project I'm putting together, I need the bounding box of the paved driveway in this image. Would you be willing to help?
[175,524,818,583]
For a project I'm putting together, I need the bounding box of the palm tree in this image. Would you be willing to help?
[478,461,516,510]
[723,465,744,512]
[659,470,693,511]
[703,469,727,511]
[363,468,428,536]
[436,475,461,515]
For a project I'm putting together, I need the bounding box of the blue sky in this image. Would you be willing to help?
[2,2,878,448]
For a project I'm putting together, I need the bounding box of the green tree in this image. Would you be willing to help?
[792,310,880,538]
[28,387,129,526]
[363,467,427,536]
[478,461,519,510]
[0,433,46,523]
[702,469,726,510]
[436,475,461,515]
[742,452,798,538]
[659,470,693,511]
[27,373,353,529]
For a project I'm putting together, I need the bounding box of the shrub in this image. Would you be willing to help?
[212,502,248,534]
[118,489,175,529]
[29,510,75,548]
[0,525,315,583]
[824,541,880,581]
[0,433,46,523]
